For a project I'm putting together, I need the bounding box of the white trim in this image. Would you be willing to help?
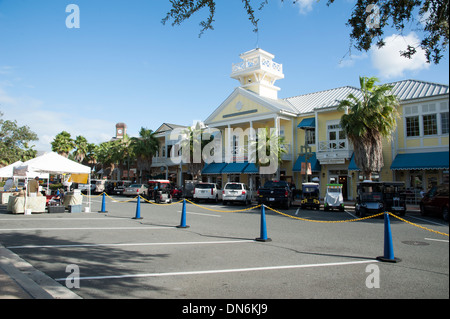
[205,87,295,125]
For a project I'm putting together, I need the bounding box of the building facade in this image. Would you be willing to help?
[197,48,449,201]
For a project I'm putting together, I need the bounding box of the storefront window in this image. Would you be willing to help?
[423,114,438,135]
[409,171,423,189]
[406,116,420,137]
[441,112,449,134]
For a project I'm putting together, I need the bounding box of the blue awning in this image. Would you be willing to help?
[202,162,227,174]
[298,118,316,129]
[222,162,249,174]
[390,152,449,170]
[293,153,321,172]
[243,162,259,174]
[348,153,360,171]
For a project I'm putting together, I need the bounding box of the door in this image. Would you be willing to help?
[328,124,346,150]
[339,175,348,200]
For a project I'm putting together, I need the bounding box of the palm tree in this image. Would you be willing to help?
[73,135,88,163]
[96,141,116,179]
[85,143,98,165]
[51,131,75,157]
[179,122,212,182]
[337,76,400,181]
[131,128,159,182]
[249,127,287,176]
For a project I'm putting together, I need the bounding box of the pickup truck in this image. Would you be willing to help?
[257,181,292,209]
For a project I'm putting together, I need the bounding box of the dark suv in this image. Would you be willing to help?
[420,184,449,222]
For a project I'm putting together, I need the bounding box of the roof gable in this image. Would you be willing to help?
[204,87,296,125]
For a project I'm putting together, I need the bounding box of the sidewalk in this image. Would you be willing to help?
[0,244,81,299]
[0,266,33,299]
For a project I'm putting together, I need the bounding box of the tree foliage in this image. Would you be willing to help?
[327,0,448,64]
[51,131,75,158]
[337,76,400,180]
[162,0,448,63]
[0,112,38,166]
[131,127,160,180]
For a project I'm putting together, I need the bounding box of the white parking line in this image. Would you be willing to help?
[54,259,377,282]
[7,240,254,249]
[345,210,358,219]
[0,218,120,222]
[178,211,221,218]
[408,216,448,226]
[0,226,176,232]
[425,238,449,243]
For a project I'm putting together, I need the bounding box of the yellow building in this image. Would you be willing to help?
[197,48,449,201]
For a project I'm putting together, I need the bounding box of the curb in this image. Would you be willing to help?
[0,244,82,299]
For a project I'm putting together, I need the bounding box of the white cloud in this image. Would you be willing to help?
[295,0,315,15]
[338,52,368,68]
[0,87,114,152]
[370,32,430,78]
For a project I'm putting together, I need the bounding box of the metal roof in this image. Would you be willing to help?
[283,79,449,114]
[284,86,363,113]
[387,79,449,101]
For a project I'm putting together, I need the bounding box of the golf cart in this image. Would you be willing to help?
[324,184,345,211]
[355,181,406,217]
[146,180,172,203]
[300,183,320,210]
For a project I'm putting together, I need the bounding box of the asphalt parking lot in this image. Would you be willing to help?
[0,195,448,303]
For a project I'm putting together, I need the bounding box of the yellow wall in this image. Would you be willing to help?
[208,94,273,124]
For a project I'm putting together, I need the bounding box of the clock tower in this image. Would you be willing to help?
[115,123,127,139]
[230,48,284,99]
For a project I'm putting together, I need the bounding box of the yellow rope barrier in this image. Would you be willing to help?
[80,192,103,198]
[264,205,384,223]
[185,199,261,213]
[388,212,449,237]
[139,196,184,206]
[104,193,139,203]
[264,205,449,237]
[85,192,450,237]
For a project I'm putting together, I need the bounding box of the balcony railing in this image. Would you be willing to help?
[231,57,283,76]
[316,140,353,164]
[318,140,348,152]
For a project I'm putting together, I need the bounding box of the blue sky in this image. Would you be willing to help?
[0,0,448,152]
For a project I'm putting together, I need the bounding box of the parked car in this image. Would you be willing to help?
[420,183,449,221]
[193,183,220,203]
[123,184,148,197]
[113,181,132,195]
[146,180,172,203]
[76,180,96,194]
[105,180,119,195]
[324,184,344,211]
[355,181,407,217]
[257,180,292,209]
[170,185,183,200]
[183,180,196,199]
[300,182,320,210]
[95,180,107,194]
[222,182,250,205]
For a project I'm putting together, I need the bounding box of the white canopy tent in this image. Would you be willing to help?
[0,160,49,179]
[13,152,92,211]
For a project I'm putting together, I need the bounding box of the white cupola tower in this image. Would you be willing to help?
[230,48,284,100]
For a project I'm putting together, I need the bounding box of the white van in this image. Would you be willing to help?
[193,183,220,203]
[222,182,250,205]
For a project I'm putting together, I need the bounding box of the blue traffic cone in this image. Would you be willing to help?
[98,193,108,213]
[255,205,271,242]
[177,199,190,228]
[133,196,143,220]
[377,213,401,263]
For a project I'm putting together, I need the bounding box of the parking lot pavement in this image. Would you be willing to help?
[0,196,448,302]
